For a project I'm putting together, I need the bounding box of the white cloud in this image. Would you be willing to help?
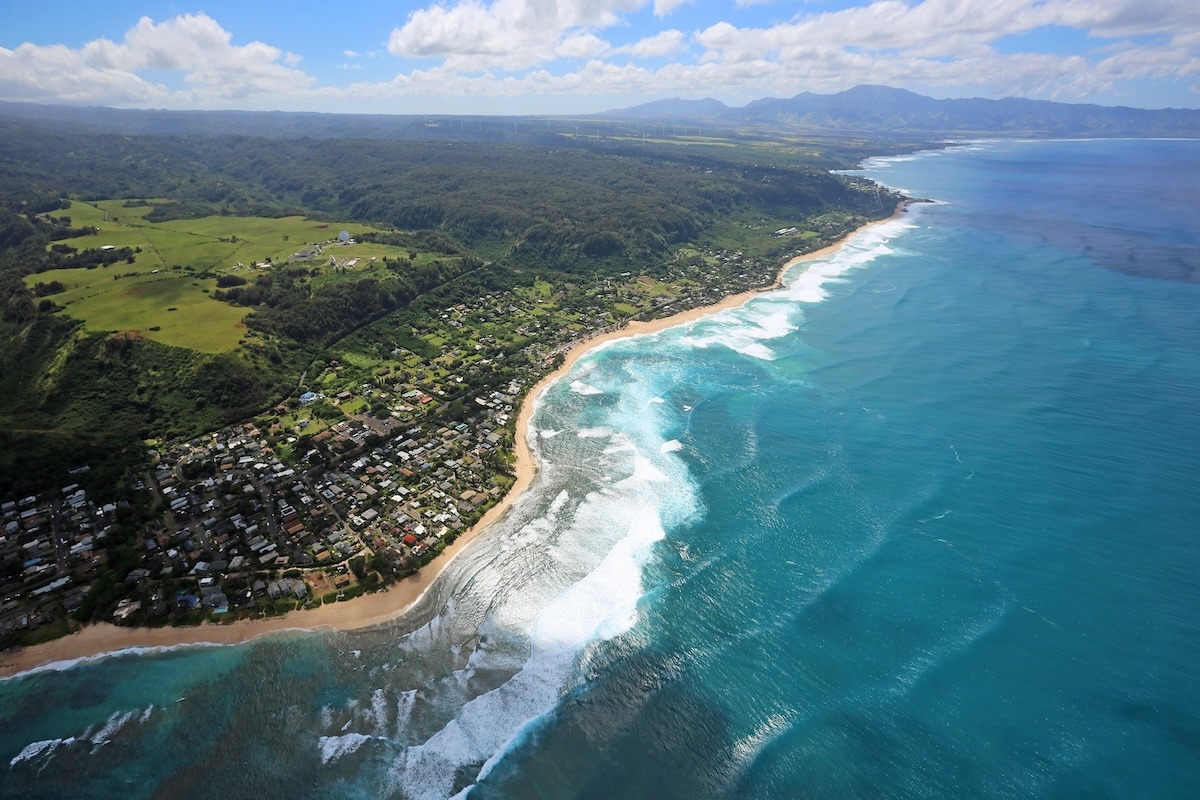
[2,1,1197,113]
[1055,0,1200,39]
[556,33,610,59]
[387,0,647,69]
[698,0,1200,63]
[617,30,687,59]
[0,13,314,106]
[685,0,1200,102]
[342,0,1199,110]
[653,0,691,17]
[0,42,168,105]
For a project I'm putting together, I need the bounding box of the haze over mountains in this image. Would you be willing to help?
[2,84,1198,142]
[605,85,1200,138]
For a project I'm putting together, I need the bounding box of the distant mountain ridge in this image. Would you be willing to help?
[606,96,731,117]
[603,85,1200,138]
[3,84,1198,140]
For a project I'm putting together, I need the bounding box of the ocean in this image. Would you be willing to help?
[3,139,1199,799]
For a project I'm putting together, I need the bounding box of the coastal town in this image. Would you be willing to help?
[0,208,880,649]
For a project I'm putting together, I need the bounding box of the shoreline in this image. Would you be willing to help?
[0,207,908,680]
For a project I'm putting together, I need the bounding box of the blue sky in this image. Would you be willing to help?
[2,0,1197,114]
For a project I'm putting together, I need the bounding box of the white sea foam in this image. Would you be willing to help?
[0,642,232,682]
[626,454,669,485]
[369,688,390,735]
[374,334,709,798]
[569,380,604,395]
[9,738,66,768]
[730,712,794,768]
[677,307,798,361]
[386,431,687,799]
[319,733,373,764]
[499,493,566,552]
[396,689,418,729]
[852,148,949,172]
[602,433,638,455]
[782,217,916,304]
[390,512,667,799]
[571,360,598,377]
[547,490,570,516]
[531,512,665,653]
[89,709,136,753]
[538,428,563,439]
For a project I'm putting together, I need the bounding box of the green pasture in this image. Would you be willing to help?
[51,271,247,352]
[59,200,393,272]
[30,200,430,352]
[633,279,677,298]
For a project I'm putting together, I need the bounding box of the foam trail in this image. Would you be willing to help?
[547,490,570,516]
[90,710,136,752]
[0,642,233,682]
[388,511,668,799]
[664,221,912,363]
[374,327,698,798]
[783,218,915,304]
[569,380,603,395]
[396,689,418,729]
[678,308,797,361]
[369,688,390,735]
[9,738,66,768]
[319,733,373,765]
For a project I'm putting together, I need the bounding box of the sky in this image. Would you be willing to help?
[1,0,1198,115]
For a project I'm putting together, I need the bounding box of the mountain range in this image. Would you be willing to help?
[2,85,1198,141]
[603,84,1200,138]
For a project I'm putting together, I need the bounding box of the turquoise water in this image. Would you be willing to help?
[3,139,1199,799]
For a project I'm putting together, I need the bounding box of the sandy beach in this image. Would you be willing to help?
[0,208,907,680]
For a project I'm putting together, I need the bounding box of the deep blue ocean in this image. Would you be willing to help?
[3,139,1199,799]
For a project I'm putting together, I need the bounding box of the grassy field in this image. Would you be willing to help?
[27,200,427,353]
[45,270,250,352]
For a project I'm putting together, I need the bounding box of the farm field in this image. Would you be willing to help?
[26,200,414,352]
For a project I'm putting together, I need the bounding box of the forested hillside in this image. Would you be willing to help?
[0,117,905,497]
